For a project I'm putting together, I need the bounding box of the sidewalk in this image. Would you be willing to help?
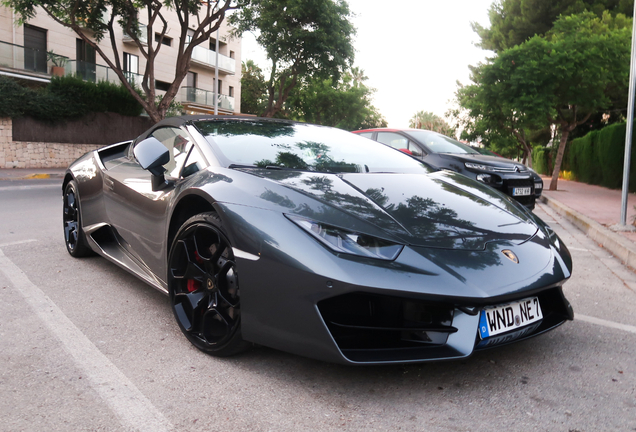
[540,175,636,269]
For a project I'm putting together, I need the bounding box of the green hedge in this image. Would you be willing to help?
[0,75,143,121]
[532,123,636,192]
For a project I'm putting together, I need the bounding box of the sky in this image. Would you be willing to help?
[240,0,497,128]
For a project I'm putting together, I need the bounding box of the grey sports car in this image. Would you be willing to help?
[63,116,573,364]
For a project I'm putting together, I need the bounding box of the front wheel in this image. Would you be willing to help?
[63,180,94,257]
[168,212,250,356]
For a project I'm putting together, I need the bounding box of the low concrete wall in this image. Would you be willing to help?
[13,114,153,144]
[1,117,101,168]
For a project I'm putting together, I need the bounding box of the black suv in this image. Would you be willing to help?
[353,128,542,209]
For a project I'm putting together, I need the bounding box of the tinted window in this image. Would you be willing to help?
[148,127,194,178]
[377,132,409,150]
[181,144,207,178]
[195,120,433,174]
[408,130,479,154]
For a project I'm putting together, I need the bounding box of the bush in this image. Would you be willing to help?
[0,77,28,118]
[0,75,143,121]
[47,76,144,117]
[566,122,636,192]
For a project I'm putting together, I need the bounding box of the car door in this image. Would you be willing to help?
[375,132,425,158]
[102,126,203,281]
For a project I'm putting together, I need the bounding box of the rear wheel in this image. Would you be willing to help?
[63,180,93,257]
[168,212,249,356]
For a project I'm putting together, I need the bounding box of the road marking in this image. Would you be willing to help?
[0,184,60,191]
[568,247,589,252]
[0,239,38,248]
[576,313,636,334]
[0,248,173,432]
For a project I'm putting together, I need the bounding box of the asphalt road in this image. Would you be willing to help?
[1,178,635,432]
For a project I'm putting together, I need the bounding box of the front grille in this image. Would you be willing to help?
[492,166,528,173]
[505,179,534,188]
[318,292,457,362]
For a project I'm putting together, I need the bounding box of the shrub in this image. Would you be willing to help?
[0,76,27,118]
[566,122,636,192]
[0,75,143,121]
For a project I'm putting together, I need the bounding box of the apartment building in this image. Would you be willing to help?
[0,5,242,115]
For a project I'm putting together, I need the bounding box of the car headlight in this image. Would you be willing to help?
[465,162,495,172]
[286,214,403,261]
[476,173,492,183]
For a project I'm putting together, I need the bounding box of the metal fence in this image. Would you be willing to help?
[0,40,67,75]
[64,60,143,87]
[177,86,235,111]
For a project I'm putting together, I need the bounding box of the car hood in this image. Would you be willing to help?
[439,153,529,172]
[247,169,537,251]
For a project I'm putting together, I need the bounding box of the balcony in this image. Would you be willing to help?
[123,23,148,46]
[177,86,235,113]
[65,60,143,88]
[0,40,68,82]
[190,45,236,75]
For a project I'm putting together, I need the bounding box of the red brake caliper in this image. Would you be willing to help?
[186,250,205,292]
[187,279,199,293]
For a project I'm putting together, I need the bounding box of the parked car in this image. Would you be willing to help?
[469,145,544,200]
[63,116,573,365]
[353,128,542,208]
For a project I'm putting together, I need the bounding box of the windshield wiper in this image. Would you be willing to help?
[228,164,258,169]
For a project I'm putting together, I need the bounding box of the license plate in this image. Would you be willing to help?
[479,297,543,339]
[535,182,543,190]
[476,322,541,348]
[513,187,532,196]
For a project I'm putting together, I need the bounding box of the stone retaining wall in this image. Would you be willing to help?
[0,118,101,168]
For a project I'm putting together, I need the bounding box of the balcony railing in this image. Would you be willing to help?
[123,23,148,46]
[0,40,68,75]
[177,86,234,112]
[65,60,143,87]
[190,45,236,74]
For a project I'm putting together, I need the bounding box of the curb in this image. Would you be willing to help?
[540,194,636,269]
[25,174,52,179]
[0,172,65,181]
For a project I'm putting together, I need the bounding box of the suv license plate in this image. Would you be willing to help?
[513,187,532,196]
[479,297,543,339]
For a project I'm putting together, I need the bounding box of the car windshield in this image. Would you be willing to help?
[407,130,480,155]
[195,120,434,174]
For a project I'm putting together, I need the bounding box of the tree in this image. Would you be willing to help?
[468,12,630,190]
[473,0,632,52]
[230,0,355,118]
[240,60,267,115]
[286,68,387,130]
[409,111,455,137]
[450,63,547,167]
[7,0,244,123]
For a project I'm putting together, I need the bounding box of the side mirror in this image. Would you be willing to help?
[133,137,170,176]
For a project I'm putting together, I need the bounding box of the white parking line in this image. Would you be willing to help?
[0,248,173,432]
[0,239,38,248]
[0,184,60,191]
[576,313,636,334]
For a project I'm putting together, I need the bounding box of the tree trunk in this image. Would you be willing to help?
[549,126,571,191]
[523,141,533,169]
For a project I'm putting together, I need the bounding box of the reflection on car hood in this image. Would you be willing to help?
[251,169,537,250]
[439,153,528,171]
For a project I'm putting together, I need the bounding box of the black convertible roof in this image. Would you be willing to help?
[135,115,299,143]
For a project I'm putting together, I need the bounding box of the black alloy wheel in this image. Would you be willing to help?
[63,180,93,257]
[168,212,249,356]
